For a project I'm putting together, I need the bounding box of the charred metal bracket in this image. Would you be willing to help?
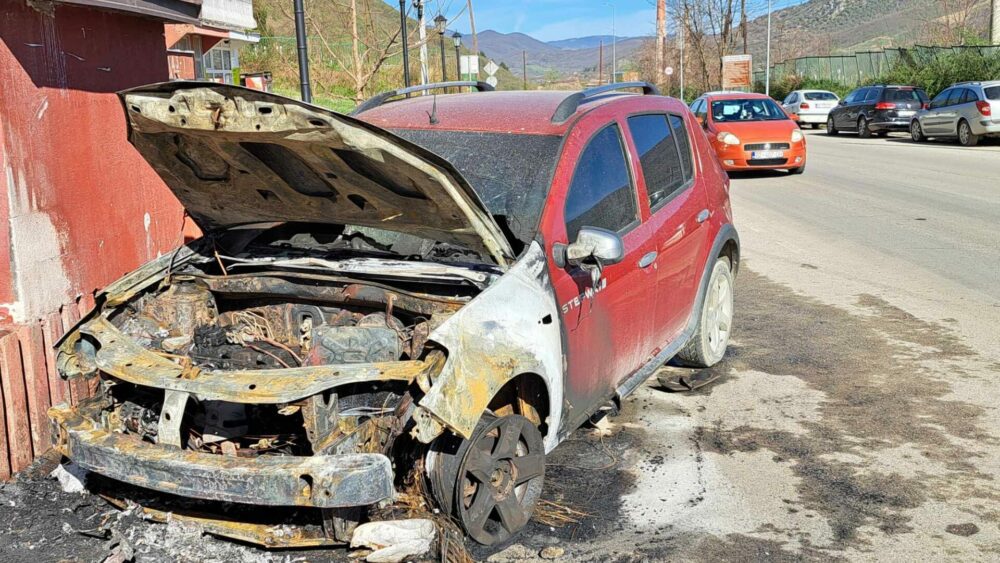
[303,393,339,454]
[158,390,190,447]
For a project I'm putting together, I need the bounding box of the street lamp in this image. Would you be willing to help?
[452,31,463,83]
[434,14,448,83]
[604,2,616,83]
[399,0,410,88]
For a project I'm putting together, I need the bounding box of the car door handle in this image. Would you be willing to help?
[697,209,711,224]
[638,251,657,269]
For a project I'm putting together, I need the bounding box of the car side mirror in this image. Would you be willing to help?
[838,100,846,106]
[554,227,624,287]
[787,112,800,121]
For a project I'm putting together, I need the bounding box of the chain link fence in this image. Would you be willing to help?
[754,45,1000,88]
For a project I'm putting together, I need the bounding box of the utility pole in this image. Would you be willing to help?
[656,0,666,85]
[992,0,1000,44]
[522,50,527,90]
[399,0,411,88]
[415,0,429,86]
[741,0,747,55]
[467,0,479,62]
[599,39,604,85]
[608,3,617,82]
[293,0,311,103]
[765,0,772,96]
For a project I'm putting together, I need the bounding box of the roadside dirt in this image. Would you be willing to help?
[3,265,997,562]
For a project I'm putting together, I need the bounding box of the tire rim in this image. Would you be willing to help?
[960,123,970,144]
[457,415,544,545]
[911,121,921,141]
[706,267,734,359]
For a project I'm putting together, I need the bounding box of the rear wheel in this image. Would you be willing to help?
[958,120,979,147]
[430,413,545,546]
[677,257,734,368]
[858,116,872,138]
[826,116,838,135]
[910,120,926,142]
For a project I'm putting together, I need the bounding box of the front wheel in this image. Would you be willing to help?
[429,414,545,546]
[910,120,926,142]
[676,257,734,368]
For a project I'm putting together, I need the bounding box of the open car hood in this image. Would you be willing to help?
[119,82,514,266]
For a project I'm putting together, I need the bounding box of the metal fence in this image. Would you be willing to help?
[753,45,1000,87]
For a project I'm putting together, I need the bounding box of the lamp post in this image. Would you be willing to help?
[414,0,428,86]
[765,0,772,96]
[434,14,448,83]
[399,0,411,88]
[453,31,463,84]
[604,2,616,83]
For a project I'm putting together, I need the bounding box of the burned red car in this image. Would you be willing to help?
[49,81,738,548]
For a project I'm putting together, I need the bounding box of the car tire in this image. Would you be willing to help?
[676,257,734,368]
[910,120,926,142]
[826,116,838,135]
[429,413,545,546]
[858,116,872,138]
[958,119,979,147]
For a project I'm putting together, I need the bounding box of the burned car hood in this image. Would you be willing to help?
[119,82,514,266]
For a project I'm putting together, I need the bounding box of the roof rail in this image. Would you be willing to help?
[551,82,661,124]
[351,81,495,115]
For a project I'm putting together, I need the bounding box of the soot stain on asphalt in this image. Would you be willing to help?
[700,267,989,545]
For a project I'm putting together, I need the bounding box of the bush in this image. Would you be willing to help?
[865,49,1000,97]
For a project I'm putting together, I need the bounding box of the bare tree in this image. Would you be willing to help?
[920,0,984,45]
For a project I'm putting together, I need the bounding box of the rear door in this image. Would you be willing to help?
[624,112,707,344]
[544,116,657,430]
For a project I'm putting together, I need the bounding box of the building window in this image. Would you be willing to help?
[204,45,234,83]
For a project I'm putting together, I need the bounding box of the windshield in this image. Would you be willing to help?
[804,92,838,101]
[390,129,562,250]
[711,98,789,122]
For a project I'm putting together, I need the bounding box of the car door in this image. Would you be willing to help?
[923,89,952,135]
[544,117,657,431]
[835,88,861,129]
[624,112,707,345]
[954,88,978,134]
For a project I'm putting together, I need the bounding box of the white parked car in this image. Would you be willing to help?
[781,90,840,128]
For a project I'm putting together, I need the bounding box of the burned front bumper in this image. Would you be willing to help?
[49,402,394,509]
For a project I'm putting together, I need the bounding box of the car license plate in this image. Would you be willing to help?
[751,150,784,159]
[898,110,915,117]
[817,103,833,108]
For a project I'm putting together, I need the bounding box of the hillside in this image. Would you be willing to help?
[548,35,638,50]
[470,30,647,80]
[242,0,524,112]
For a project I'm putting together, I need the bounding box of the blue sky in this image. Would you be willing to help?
[389,0,807,42]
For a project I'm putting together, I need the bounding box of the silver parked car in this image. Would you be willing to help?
[780,90,840,129]
[910,81,1000,146]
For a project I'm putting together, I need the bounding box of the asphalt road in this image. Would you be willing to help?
[3,130,1000,563]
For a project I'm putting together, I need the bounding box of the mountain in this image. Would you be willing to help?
[548,36,640,50]
[469,30,647,80]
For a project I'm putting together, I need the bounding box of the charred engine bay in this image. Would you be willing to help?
[99,226,483,459]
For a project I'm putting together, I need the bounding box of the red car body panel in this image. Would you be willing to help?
[361,90,736,434]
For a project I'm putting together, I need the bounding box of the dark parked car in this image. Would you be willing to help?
[826,85,929,138]
[51,81,739,548]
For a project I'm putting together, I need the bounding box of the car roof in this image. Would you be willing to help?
[357,90,654,136]
[701,92,772,101]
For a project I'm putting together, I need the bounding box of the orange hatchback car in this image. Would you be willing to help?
[689,92,807,174]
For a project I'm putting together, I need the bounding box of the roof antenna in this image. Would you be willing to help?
[427,94,439,125]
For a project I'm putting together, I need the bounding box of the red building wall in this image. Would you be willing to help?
[0,0,192,476]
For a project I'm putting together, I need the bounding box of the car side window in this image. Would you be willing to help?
[946,88,964,106]
[669,115,693,180]
[865,88,881,102]
[785,93,797,105]
[627,114,691,211]
[564,124,638,241]
[843,89,859,103]
[930,89,950,109]
[961,89,978,104]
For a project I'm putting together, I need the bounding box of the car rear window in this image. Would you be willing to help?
[391,129,562,248]
[804,92,837,101]
[985,86,1000,100]
[885,88,927,102]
